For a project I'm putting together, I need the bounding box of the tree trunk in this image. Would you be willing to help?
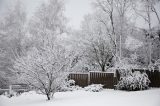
[47,94,51,100]
[46,92,55,100]
[101,65,105,72]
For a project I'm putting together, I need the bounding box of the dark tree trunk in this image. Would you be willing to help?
[47,93,51,100]
[101,65,105,72]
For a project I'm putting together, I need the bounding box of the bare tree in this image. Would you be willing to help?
[86,38,113,72]
[94,0,117,58]
[134,0,160,25]
[93,0,133,65]
[0,0,26,59]
[29,0,66,43]
[80,14,113,71]
[132,0,160,65]
[149,0,160,24]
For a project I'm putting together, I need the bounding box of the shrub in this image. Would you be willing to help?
[116,71,150,91]
[58,80,82,92]
[84,84,103,92]
[66,79,75,87]
[60,85,82,92]
[2,91,17,98]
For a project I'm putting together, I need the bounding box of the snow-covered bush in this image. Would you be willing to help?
[67,80,75,86]
[3,91,18,98]
[116,71,150,91]
[84,84,103,92]
[60,85,82,92]
[66,85,82,91]
[58,80,82,92]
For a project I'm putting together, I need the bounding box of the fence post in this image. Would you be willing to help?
[114,70,118,86]
[9,85,12,96]
[88,72,90,85]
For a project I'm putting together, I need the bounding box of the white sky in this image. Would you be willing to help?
[0,0,159,30]
[65,0,92,29]
[0,0,92,30]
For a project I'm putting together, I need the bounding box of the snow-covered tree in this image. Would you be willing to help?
[92,0,136,65]
[28,0,67,48]
[132,0,160,65]
[77,13,114,72]
[0,0,26,57]
[13,41,71,100]
[93,0,117,62]
[12,0,74,100]
[0,0,27,87]
[77,0,136,71]
[86,38,113,72]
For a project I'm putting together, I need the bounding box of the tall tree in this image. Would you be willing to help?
[133,0,160,65]
[93,0,134,62]
[28,0,67,48]
[80,14,113,72]
[0,0,26,87]
[94,0,117,60]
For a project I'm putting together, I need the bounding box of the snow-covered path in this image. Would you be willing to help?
[0,89,160,106]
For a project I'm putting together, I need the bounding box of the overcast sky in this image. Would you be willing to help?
[0,0,92,30]
[0,0,159,30]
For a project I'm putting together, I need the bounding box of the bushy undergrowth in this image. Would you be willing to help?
[84,84,103,92]
[116,71,150,91]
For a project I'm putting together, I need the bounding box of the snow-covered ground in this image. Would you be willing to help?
[0,89,160,106]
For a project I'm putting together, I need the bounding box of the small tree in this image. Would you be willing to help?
[13,43,71,100]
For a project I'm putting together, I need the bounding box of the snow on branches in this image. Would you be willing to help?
[13,43,72,100]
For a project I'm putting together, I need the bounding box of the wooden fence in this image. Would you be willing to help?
[146,70,160,87]
[69,72,116,88]
[69,69,160,89]
[69,73,88,87]
[89,72,116,88]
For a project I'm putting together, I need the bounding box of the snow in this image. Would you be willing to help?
[125,36,143,51]
[0,89,160,106]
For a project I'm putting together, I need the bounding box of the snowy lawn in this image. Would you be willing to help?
[0,88,160,106]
